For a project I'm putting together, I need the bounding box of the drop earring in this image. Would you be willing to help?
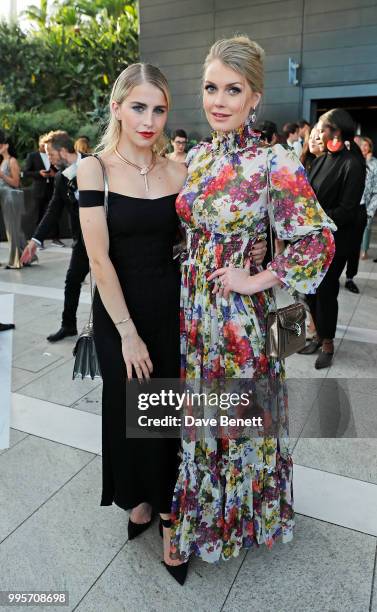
[248,107,256,125]
[327,136,343,153]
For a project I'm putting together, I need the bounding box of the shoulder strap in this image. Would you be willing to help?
[86,155,109,320]
[93,154,109,217]
[266,149,278,313]
[265,149,274,260]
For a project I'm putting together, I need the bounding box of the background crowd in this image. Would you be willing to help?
[0,114,376,370]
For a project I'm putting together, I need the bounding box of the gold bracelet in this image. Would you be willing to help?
[115,316,131,326]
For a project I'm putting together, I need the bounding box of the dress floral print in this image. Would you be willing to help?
[171,121,336,563]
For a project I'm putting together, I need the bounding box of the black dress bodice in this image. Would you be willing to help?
[80,190,178,274]
[79,190,180,330]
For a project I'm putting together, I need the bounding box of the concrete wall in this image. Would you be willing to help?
[138,0,377,138]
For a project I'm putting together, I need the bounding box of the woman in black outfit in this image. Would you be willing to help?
[301,109,366,369]
[77,64,188,582]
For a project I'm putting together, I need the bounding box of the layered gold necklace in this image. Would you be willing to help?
[114,148,156,192]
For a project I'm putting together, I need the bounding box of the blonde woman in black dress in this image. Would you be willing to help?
[77,64,187,580]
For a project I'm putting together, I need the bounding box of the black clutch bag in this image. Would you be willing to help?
[72,155,109,380]
[72,321,102,380]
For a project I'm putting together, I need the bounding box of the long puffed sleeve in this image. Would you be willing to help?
[265,144,336,294]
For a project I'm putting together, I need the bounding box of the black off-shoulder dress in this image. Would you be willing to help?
[79,190,181,513]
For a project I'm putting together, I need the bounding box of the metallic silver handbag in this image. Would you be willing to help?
[72,155,109,380]
[266,301,306,359]
[265,167,306,359]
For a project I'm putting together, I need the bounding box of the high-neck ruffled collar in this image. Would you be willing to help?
[211,118,261,153]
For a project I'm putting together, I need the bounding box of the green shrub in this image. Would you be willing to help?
[1,108,85,159]
[0,3,138,159]
[0,4,138,114]
[75,122,103,147]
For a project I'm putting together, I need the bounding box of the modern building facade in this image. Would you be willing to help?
[138,0,377,141]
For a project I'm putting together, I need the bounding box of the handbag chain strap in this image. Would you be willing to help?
[87,154,109,325]
[265,156,278,314]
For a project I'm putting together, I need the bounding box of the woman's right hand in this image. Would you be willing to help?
[20,240,37,265]
[121,327,153,380]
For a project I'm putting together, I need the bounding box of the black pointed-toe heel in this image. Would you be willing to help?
[160,517,189,586]
[127,515,153,541]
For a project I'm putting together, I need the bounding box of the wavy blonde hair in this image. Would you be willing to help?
[203,35,265,97]
[96,63,171,155]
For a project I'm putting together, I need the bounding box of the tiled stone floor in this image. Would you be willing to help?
[0,238,376,612]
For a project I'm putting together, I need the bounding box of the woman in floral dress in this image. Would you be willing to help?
[170,36,336,570]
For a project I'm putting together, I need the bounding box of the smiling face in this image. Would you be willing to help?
[308,127,323,156]
[112,82,168,149]
[203,59,261,132]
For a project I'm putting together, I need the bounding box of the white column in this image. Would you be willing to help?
[0,294,14,450]
[10,0,18,23]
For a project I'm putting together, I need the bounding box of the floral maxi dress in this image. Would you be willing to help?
[171,123,336,563]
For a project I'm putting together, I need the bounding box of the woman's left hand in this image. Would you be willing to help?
[251,239,267,265]
[208,261,253,299]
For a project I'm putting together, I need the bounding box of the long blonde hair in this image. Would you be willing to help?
[97,63,171,154]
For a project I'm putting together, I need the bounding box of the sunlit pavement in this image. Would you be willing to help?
[0,236,376,612]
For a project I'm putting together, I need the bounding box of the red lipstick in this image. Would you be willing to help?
[139,132,155,139]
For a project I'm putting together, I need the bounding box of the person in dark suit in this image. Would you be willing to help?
[21,131,89,342]
[23,134,64,247]
[300,108,366,369]
[343,135,369,293]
